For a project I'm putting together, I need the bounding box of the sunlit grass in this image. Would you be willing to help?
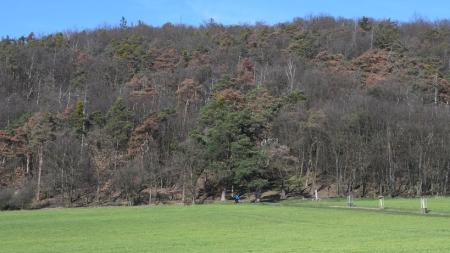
[1,201,450,253]
[277,196,450,215]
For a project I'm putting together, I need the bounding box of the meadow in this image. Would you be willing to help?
[1,199,450,253]
[276,196,450,215]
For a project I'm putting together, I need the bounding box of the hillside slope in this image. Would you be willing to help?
[2,17,450,209]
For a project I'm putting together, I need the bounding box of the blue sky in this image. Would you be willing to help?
[1,0,450,38]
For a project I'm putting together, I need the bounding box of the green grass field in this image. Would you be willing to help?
[1,199,450,253]
[276,197,450,215]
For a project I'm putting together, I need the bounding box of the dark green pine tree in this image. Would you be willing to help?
[105,98,134,149]
[120,16,128,29]
[358,16,372,32]
[69,100,86,136]
[193,88,276,199]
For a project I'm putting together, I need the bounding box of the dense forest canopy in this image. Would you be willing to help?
[2,16,450,209]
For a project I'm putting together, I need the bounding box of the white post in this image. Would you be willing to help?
[347,194,353,208]
[314,189,319,201]
[378,196,384,209]
[220,188,226,201]
[420,197,428,214]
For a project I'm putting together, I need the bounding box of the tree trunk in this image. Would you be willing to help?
[58,85,62,106]
[36,79,41,105]
[417,148,423,196]
[370,28,374,49]
[36,145,43,201]
[434,74,438,105]
[299,151,304,179]
[114,140,119,171]
[312,142,320,193]
[417,180,422,197]
[26,153,31,175]
[387,127,395,195]
[444,167,449,195]
[190,168,196,205]
[181,171,186,204]
[66,89,71,109]
[182,99,190,130]
[148,187,152,206]
[95,164,100,205]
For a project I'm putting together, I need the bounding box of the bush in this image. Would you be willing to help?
[0,189,13,210]
[0,186,34,210]
[9,186,34,209]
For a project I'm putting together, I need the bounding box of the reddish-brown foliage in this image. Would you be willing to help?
[0,130,27,157]
[237,57,254,83]
[151,48,180,72]
[188,51,210,68]
[127,75,157,98]
[176,78,202,103]
[314,49,450,101]
[127,115,160,156]
[214,88,245,106]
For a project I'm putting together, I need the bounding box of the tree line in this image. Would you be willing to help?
[1,16,450,209]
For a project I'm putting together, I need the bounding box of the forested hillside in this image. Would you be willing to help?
[2,16,450,209]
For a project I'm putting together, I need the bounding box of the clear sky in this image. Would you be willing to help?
[1,0,450,38]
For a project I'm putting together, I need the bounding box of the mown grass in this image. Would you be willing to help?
[1,201,450,253]
[277,197,450,215]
